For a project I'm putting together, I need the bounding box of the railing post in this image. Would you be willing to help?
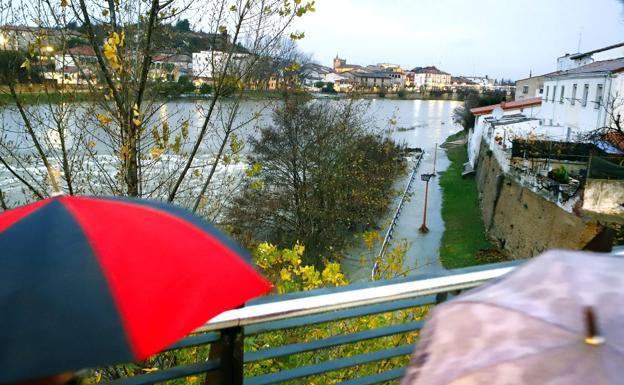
[205,326,244,385]
[435,292,448,304]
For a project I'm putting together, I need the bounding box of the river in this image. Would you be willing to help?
[343,99,462,282]
[0,98,462,281]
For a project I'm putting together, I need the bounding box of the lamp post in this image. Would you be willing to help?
[419,173,434,234]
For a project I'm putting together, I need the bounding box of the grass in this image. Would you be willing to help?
[439,130,498,269]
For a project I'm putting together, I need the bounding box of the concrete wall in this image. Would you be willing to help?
[475,140,602,259]
[583,179,624,219]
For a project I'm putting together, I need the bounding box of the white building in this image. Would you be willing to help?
[540,57,624,138]
[468,97,543,168]
[410,66,451,89]
[150,53,191,82]
[300,63,332,87]
[45,46,97,85]
[192,50,248,80]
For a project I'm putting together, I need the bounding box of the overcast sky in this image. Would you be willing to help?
[294,0,624,80]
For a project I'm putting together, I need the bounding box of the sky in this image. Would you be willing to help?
[294,0,624,80]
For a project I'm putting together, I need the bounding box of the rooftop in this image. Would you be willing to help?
[410,66,450,75]
[470,97,542,116]
[152,53,191,63]
[546,57,624,78]
[451,76,477,85]
[66,46,96,57]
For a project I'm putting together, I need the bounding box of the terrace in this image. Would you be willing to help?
[95,261,521,385]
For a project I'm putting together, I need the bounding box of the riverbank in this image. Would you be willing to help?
[0,85,464,106]
[438,131,502,269]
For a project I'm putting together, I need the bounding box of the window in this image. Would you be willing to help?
[539,87,544,95]
[522,85,529,94]
[560,86,565,103]
[545,86,550,101]
[571,84,577,105]
[595,84,604,109]
[582,84,589,107]
[552,86,557,102]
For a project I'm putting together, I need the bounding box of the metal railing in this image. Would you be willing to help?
[100,260,521,385]
[372,151,424,280]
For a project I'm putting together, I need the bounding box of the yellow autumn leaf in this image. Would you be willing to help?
[132,118,142,127]
[150,147,163,159]
[279,268,292,282]
[20,59,31,71]
[60,0,68,7]
[97,113,112,125]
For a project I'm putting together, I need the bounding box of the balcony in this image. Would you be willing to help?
[94,261,522,385]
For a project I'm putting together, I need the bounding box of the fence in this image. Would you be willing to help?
[95,261,521,385]
[372,151,424,280]
[510,139,624,181]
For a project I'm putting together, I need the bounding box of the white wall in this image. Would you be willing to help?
[540,73,622,136]
[192,51,248,78]
[557,55,593,71]
[468,104,542,167]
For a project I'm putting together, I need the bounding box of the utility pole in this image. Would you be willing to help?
[419,173,434,234]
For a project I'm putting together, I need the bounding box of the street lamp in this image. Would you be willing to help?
[419,173,435,234]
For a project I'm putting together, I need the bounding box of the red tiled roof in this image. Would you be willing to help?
[605,131,624,151]
[67,46,95,56]
[470,97,542,116]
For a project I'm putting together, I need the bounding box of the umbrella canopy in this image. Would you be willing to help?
[402,250,624,385]
[0,196,272,384]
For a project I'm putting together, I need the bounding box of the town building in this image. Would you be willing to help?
[540,57,624,140]
[192,49,248,82]
[468,97,543,169]
[464,76,495,89]
[0,25,82,52]
[517,42,624,101]
[333,56,363,73]
[515,74,546,101]
[300,63,332,89]
[341,69,394,91]
[150,53,192,82]
[410,66,451,90]
[450,76,479,91]
[45,46,97,85]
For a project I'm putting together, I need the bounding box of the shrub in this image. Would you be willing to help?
[397,89,407,99]
[551,166,570,184]
[199,82,212,95]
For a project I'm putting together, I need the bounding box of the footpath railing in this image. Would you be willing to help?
[371,152,424,280]
[102,260,521,385]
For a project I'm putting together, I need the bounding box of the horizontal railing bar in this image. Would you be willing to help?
[244,344,414,385]
[245,296,434,335]
[198,266,515,332]
[248,261,521,304]
[106,360,220,385]
[164,332,220,351]
[245,320,424,363]
[334,368,406,385]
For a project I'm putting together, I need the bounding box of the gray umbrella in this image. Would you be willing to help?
[401,250,624,385]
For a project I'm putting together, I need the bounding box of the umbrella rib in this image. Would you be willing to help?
[441,341,578,384]
[445,299,581,336]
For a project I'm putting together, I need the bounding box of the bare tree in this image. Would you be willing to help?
[583,92,624,148]
[0,0,316,216]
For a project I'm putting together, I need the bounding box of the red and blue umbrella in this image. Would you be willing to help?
[0,196,272,384]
